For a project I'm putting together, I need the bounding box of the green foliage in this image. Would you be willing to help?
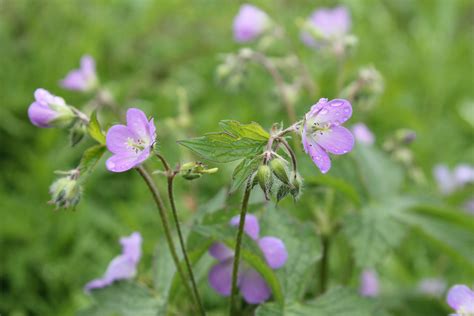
[231,156,261,192]
[256,287,374,316]
[178,120,268,163]
[87,111,106,145]
[78,282,165,316]
[77,145,106,181]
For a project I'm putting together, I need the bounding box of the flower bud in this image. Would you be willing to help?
[49,172,82,209]
[276,184,290,203]
[256,164,273,200]
[289,172,303,200]
[28,89,76,128]
[179,162,218,181]
[69,123,87,146]
[269,158,290,185]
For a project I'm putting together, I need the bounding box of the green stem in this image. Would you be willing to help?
[135,166,197,311]
[229,181,253,316]
[167,174,206,316]
[319,235,330,294]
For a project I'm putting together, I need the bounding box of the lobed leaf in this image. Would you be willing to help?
[87,111,106,145]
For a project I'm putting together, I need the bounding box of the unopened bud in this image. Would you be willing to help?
[289,172,303,200]
[257,165,273,200]
[270,158,290,185]
[49,172,82,209]
[276,184,290,203]
[179,162,218,181]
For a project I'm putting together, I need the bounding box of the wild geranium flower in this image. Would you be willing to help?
[61,55,98,92]
[433,164,474,195]
[446,284,474,316]
[301,6,351,49]
[359,269,379,297]
[352,123,375,145]
[302,98,354,173]
[208,214,287,304]
[28,88,75,128]
[85,232,142,292]
[105,108,156,173]
[233,4,270,42]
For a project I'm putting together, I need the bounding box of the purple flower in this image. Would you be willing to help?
[446,284,474,316]
[105,108,156,173]
[359,269,379,297]
[352,123,375,145]
[61,55,98,92]
[418,278,446,297]
[454,164,474,186]
[433,164,457,195]
[27,88,75,128]
[301,98,354,174]
[301,6,351,48]
[85,232,142,292]
[233,4,270,42]
[208,214,287,304]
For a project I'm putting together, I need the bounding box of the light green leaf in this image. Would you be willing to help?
[230,156,261,192]
[193,224,284,305]
[77,145,106,181]
[77,282,165,316]
[178,120,268,163]
[261,207,322,301]
[393,204,474,267]
[219,120,270,141]
[352,145,403,199]
[344,200,410,268]
[256,287,374,316]
[87,111,106,145]
[305,175,361,206]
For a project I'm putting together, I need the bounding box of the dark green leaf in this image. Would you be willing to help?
[87,111,106,145]
[78,282,164,316]
[261,207,322,301]
[231,156,261,192]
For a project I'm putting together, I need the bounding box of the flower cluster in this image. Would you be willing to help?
[85,232,142,292]
[208,214,287,304]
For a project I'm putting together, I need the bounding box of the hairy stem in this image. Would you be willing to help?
[167,174,206,316]
[229,181,253,316]
[135,166,198,312]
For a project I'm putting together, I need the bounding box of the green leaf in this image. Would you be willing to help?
[87,111,106,145]
[261,207,322,301]
[230,156,261,192]
[193,224,284,305]
[305,175,361,206]
[256,287,374,316]
[219,120,270,141]
[343,199,411,268]
[178,120,268,163]
[352,145,403,199]
[77,145,106,181]
[78,282,165,316]
[393,204,474,267]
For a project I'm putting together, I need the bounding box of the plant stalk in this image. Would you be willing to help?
[229,181,253,316]
[135,166,198,312]
[167,173,206,316]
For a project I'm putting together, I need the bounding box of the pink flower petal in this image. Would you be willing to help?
[258,236,288,269]
[239,267,271,304]
[126,108,151,142]
[314,99,352,127]
[28,102,58,128]
[106,153,140,173]
[304,137,331,174]
[106,124,136,154]
[314,125,354,155]
[208,259,235,296]
[447,285,474,311]
[120,232,142,263]
[229,214,260,240]
[209,242,234,262]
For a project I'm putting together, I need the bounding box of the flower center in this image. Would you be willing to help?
[458,307,474,316]
[126,137,147,154]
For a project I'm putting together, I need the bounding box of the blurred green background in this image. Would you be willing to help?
[1,0,473,315]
